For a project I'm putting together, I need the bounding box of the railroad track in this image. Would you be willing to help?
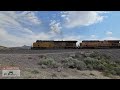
[0,49,120,54]
[0,49,80,54]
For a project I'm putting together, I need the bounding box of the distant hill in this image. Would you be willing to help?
[0,45,32,50]
[21,45,31,49]
[9,45,31,50]
[0,46,8,50]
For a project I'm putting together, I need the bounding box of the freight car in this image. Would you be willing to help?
[79,40,120,49]
[31,40,77,49]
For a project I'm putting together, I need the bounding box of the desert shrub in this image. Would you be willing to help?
[77,58,84,61]
[103,69,113,76]
[62,57,86,70]
[113,67,120,75]
[114,60,120,64]
[38,58,55,65]
[84,57,100,65]
[74,52,82,59]
[41,64,47,69]
[100,59,109,64]
[100,60,120,76]
[89,73,95,76]
[38,58,60,68]
[74,52,87,59]
[86,64,93,70]
[103,62,115,70]
[95,63,106,71]
[9,63,16,67]
[73,52,85,61]
[28,57,32,59]
[74,60,87,70]
[103,68,120,76]
[51,73,57,78]
[109,70,117,75]
[84,57,113,71]
[38,55,46,59]
[69,54,75,58]
[61,57,72,63]
[31,70,39,74]
[95,59,120,76]
[89,51,99,58]
[88,51,111,61]
[84,57,101,70]
[37,52,120,76]
[101,54,111,60]
[110,62,119,67]
[84,53,91,57]
[61,57,75,68]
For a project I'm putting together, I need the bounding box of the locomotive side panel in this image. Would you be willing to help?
[80,41,99,48]
[54,42,66,48]
[54,41,77,49]
[80,40,120,49]
[32,42,54,49]
[65,42,77,48]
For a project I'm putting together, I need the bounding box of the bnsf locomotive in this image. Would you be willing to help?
[31,40,120,49]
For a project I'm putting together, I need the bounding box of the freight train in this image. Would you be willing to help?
[31,40,120,49]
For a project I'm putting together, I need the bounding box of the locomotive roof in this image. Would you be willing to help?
[53,40,77,42]
[82,40,100,42]
[36,40,77,42]
[104,40,120,42]
[82,40,120,42]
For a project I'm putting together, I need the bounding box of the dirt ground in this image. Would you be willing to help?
[0,49,120,79]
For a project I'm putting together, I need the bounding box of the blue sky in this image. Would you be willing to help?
[0,11,120,47]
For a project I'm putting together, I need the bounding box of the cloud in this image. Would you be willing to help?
[88,35,99,40]
[91,35,96,38]
[54,35,83,46]
[0,11,41,28]
[63,35,82,46]
[0,28,28,46]
[102,36,119,40]
[63,35,82,41]
[61,14,67,18]
[106,31,113,36]
[0,11,41,33]
[49,20,62,34]
[19,11,41,25]
[0,27,52,47]
[61,11,107,28]
[0,11,51,47]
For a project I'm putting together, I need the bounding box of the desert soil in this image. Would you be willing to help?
[0,49,120,79]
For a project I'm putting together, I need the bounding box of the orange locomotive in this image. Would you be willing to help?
[31,40,77,49]
[80,40,120,49]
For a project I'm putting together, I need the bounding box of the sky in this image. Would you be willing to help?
[0,11,120,47]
